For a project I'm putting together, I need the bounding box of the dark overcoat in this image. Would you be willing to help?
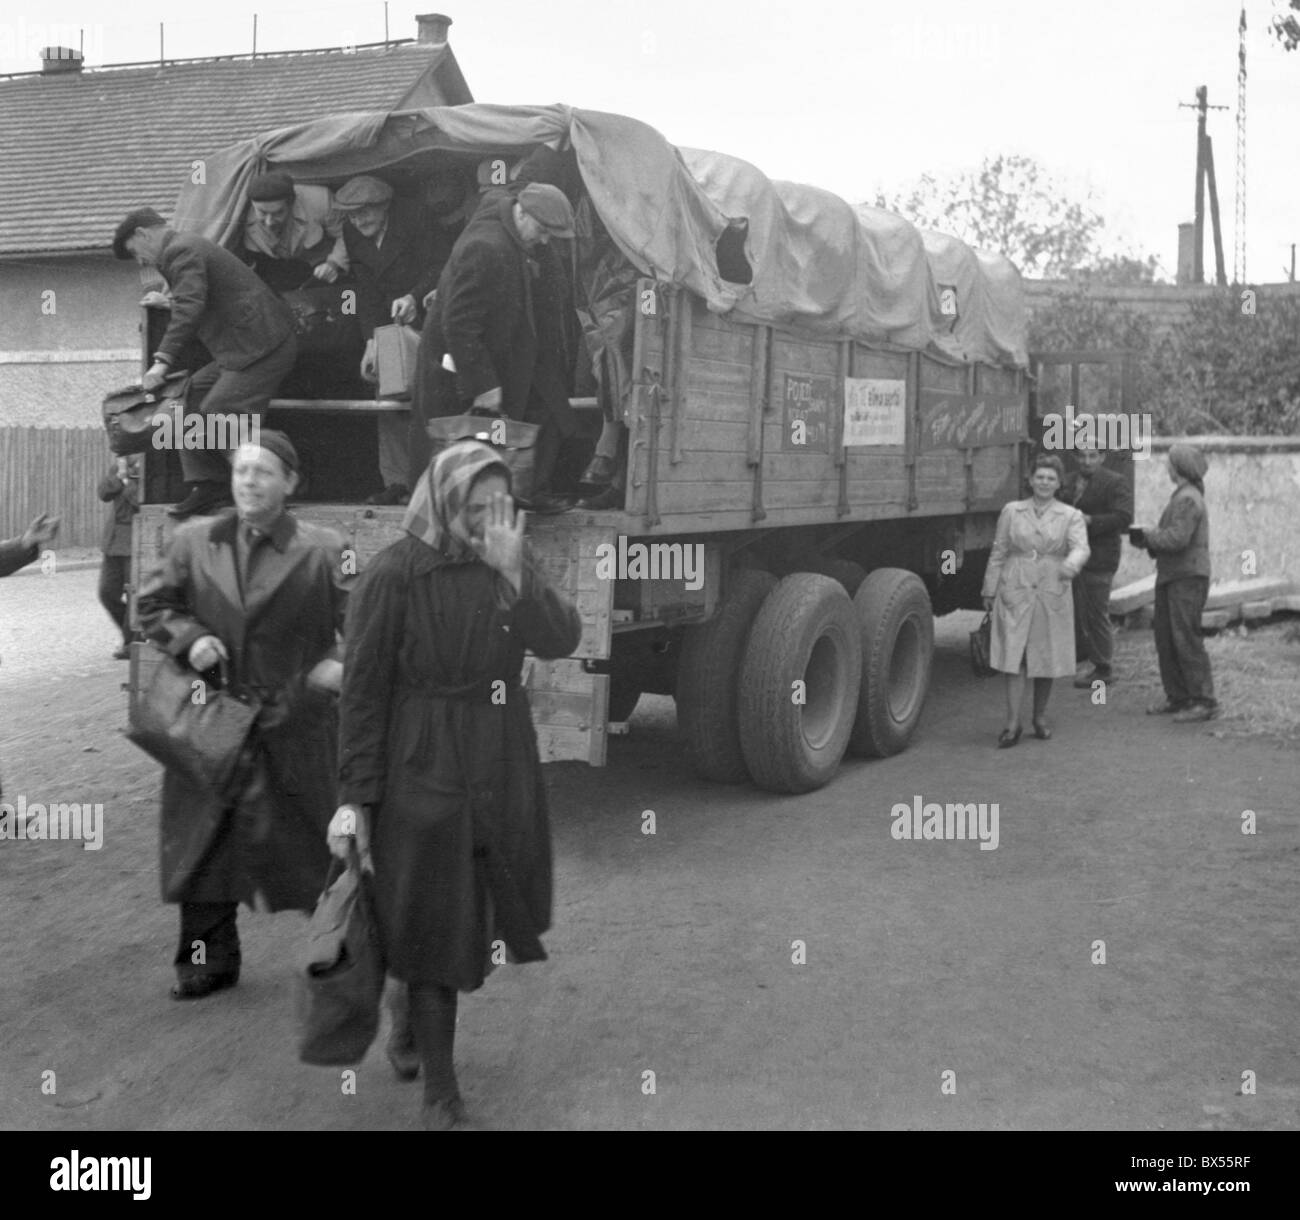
[153,230,296,370]
[337,536,581,992]
[342,201,443,338]
[422,193,578,436]
[135,509,350,909]
[1067,465,1133,575]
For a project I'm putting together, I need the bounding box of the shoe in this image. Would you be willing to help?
[112,644,131,660]
[1073,668,1110,689]
[1172,703,1218,723]
[1146,699,1188,715]
[576,485,623,511]
[420,1094,465,1131]
[996,726,1022,748]
[578,455,616,487]
[1031,717,1052,740]
[170,970,239,1001]
[168,482,234,519]
[366,484,410,506]
[521,492,574,515]
[386,1035,421,1082]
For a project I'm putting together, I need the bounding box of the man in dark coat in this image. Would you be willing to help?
[421,182,581,510]
[113,208,298,519]
[336,175,443,506]
[136,432,350,1000]
[331,441,581,1128]
[97,455,140,659]
[1067,443,1133,687]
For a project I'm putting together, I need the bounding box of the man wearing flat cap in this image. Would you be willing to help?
[336,175,443,505]
[421,181,582,511]
[136,430,352,1000]
[114,208,298,519]
[241,170,348,291]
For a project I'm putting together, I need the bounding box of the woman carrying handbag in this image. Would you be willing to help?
[981,453,1090,747]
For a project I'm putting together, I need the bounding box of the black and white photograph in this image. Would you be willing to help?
[0,0,1296,1180]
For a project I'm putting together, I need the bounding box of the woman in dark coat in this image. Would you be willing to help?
[1132,443,1216,721]
[330,440,581,1129]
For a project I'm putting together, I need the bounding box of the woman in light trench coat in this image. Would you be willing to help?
[981,453,1090,746]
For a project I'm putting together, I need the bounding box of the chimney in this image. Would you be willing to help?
[1176,222,1195,286]
[416,13,452,45]
[40,46,84,75]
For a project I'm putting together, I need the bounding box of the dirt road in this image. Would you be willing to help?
[1,572,1296,1130]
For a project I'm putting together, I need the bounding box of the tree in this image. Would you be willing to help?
[871,154,1107,278]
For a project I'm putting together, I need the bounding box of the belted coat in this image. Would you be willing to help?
[135,508,350,909]
[337,535,581,992]
[982,497,1090,678]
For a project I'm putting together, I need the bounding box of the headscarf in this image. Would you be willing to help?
[1167,443,1208,495]
[401,441,512,562]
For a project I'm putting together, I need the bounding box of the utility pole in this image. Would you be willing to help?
[1235,6,1248,284]
[1179,85,1230,285]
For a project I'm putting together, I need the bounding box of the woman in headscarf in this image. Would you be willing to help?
[1132,442,1216,721]
[981,453,1090,746]
[328,440,581,1129]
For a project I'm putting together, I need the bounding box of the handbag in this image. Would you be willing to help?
[101,373,190,456]
[294,847,385,1066]
[126,650,261,794]
[427,407,539,503]
[373,323,421,399]
[969,612,996,678]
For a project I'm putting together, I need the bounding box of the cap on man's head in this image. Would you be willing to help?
[112,208,167,259]
[248,170,296,203]
[334,176,394,210]
[516,183,575,238]
[245,429,299,475]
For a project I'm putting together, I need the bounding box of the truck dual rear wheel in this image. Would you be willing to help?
[785,556,868,598]
[848,568,934,758]
[676,568,778,782]
[738,573,863,794]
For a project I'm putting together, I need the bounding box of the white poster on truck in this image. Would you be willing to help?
[844,378,906,447]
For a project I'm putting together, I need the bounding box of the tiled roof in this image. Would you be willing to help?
[0,42,472,256]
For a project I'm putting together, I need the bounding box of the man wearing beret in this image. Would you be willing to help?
[114,208,299,520]
[136,431,351,1000]
[241,170,349,292]
[421,181,581,512]
[336,175,443,506]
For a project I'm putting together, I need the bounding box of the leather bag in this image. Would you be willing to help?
[282,280,363,359]
[969,612,996,678]
[294,848,385,1066]
[126,651,261,795]
[101,373,190,456]
[426,407,539,503]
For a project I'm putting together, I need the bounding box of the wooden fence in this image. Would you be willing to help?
[1,426,114,549]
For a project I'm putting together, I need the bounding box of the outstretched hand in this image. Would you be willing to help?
[470,492,525,593]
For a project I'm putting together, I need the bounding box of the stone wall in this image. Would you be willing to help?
[1114,436,1300,590]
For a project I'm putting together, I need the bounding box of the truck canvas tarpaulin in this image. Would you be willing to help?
[173,103,1028,367]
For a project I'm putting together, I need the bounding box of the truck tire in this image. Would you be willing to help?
[607,678,642,723]
[848,568,934,759]
[791,556,867,598]
[738,573,862,793]
[676,568,777,782]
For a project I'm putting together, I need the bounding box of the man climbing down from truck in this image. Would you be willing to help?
[114,208,299,520]
[420,180,581,514]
